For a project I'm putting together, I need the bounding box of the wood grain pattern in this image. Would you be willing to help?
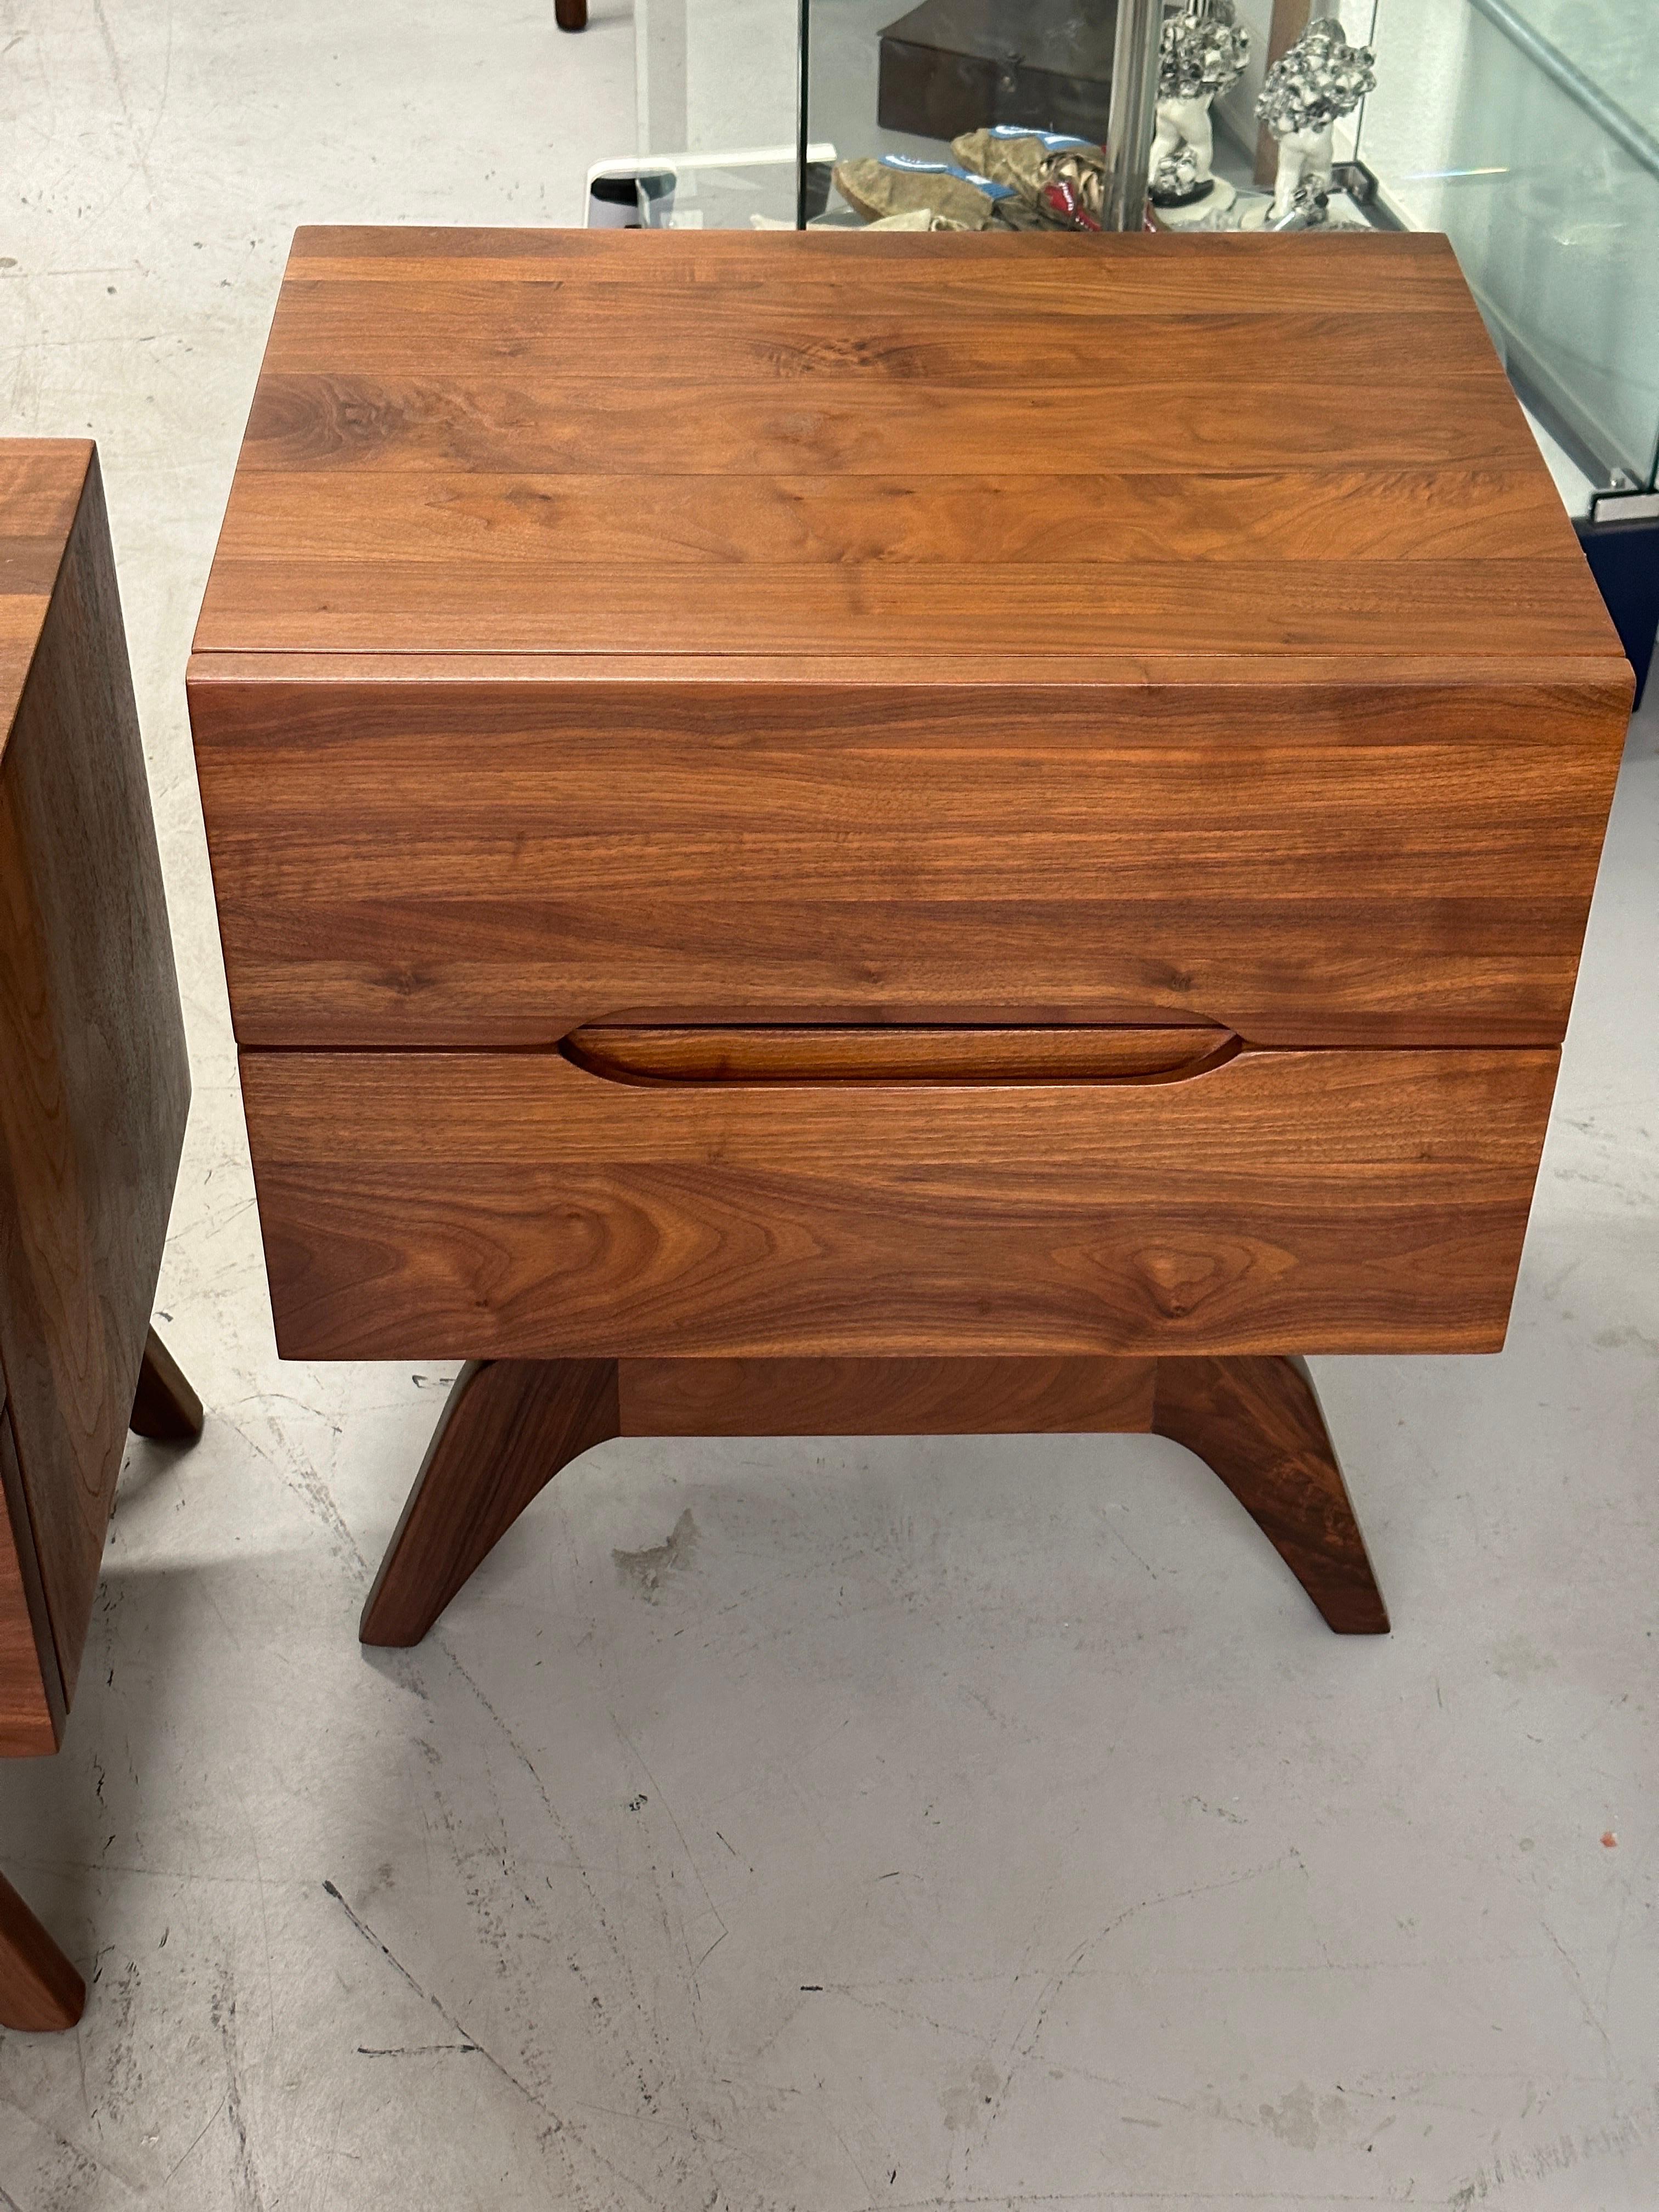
[208,463,1571,571]
[359,1350,1378,1647]
[563,1025,1235,1084]
[0,453,83,712]
[0,442,191,1711]
[1,1390,64,1757]
[191,665,1629,1048]
[201,554,1602,658]
[273,220,1486,289]
[0,1866,85,2033]
[222,382,1539,497]
[1153,1354,1387,1633]
[240,1045,1558,1362]
[618,1355,1158,1437]
[193,230,1621,659]
[254,290,1508,389]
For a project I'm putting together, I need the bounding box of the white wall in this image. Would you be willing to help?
[1351,0,1477,196]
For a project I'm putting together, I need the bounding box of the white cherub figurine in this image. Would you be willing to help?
[1149,0,1251,208]
[1256,14,1376,221]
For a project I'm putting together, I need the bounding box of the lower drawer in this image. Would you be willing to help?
[241,1037,1557,1359]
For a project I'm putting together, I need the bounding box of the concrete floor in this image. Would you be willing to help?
[2,4,1658,2207]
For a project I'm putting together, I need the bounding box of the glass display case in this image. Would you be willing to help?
[805,1,1118,171]
[588,0,807,229]
[1355,0,1659,517]
[596,0,1129,235]
[1350,0,1658,691]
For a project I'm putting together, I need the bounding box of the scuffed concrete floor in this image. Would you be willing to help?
[2,4,1658,2206]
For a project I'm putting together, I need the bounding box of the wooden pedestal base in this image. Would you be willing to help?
[360,1355,1388,1649]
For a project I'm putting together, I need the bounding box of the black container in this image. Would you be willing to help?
[1576,512,1658,708]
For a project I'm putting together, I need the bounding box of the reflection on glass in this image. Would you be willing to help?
[805,0,1119,231]
[620,0,807,228]
[606,0,1131,236]
[1358,0,1659,494]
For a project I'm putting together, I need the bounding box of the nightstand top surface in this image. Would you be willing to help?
[194,226,1621,674]
[0,441,92,742]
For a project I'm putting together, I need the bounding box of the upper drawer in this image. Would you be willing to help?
[189,661,1631,1049]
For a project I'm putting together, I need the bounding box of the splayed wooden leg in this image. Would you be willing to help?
[362,1352,1386,1647]
[1152,1355,1389,1634]
[0,1869,84,2033]
[359,1359,620,1647]
[128,1327,204,1442]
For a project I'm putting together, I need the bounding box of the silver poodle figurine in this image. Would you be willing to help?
[1149,0,1252,209]
[1256,14,1376,222]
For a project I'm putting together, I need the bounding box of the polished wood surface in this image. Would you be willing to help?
[204,245,1565,633]
[196,555,1602,657]
[189,229,1630,1053]
[360,1352,1381,1648]
[190,661,1630,1049]
[618,1355,1158,1437]
[359,1358,618,1647]
[1,1387,64,1757]
[0,1867,86,2034]
[241,1045,1558,1360]
[128,1327,206,1443]
[0,445,84,703]
[1153,1355,1387,1634]
[0,442,191,1712]
[562,1024,1235,1084]
[207,461,1571,567]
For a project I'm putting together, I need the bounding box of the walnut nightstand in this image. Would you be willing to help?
[189,228,1632,1654]
[2,442,200,2032]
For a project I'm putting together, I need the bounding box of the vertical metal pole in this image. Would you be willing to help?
[796,0,812,230]
[1102,0,1166,231]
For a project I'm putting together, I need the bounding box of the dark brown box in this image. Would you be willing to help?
[877,0,1118,144]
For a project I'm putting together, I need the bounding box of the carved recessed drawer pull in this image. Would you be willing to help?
[560,1024,1240,1087]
